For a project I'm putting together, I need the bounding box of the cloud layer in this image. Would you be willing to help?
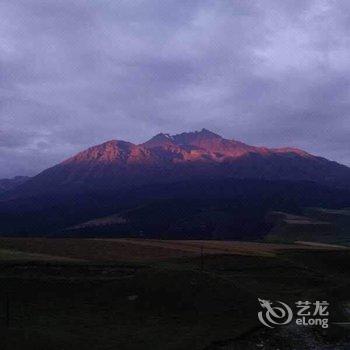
[0,0,349,177]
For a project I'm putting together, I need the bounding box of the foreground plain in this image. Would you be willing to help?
[0,238,349,349]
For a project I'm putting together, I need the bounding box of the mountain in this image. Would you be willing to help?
[0,176,29,194]
[4,129,350,199]
[0,129,349,237]
[61,179,350,240]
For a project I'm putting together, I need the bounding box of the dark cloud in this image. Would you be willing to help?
[0,0,349,177]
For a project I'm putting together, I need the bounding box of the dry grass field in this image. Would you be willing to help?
[0,238,345,262]
[0,238,349,349]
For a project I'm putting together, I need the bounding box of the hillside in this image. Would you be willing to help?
[0,176,29,194]
[266,208,350,245]
[0,129,349,237]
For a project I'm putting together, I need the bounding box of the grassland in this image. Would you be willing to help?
[0,238,349,349]
[0,238,342,261]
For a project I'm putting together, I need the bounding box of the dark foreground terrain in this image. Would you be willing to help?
[0,239,349,350]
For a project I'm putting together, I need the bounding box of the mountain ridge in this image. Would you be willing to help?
[2,129,350,200]
[0,129,349,237]
[58,128,328,168]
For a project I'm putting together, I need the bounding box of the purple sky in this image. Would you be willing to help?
[0,0,349,178]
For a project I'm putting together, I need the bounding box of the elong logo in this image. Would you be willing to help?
[258,299,293,328]
[257,298,329,329]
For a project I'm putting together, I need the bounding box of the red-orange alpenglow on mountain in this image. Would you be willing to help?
[3,129,350,198]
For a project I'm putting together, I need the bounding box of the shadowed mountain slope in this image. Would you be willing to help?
[0,176,29,194]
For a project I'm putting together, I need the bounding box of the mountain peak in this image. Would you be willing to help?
[142,129,254,155]
[142,133,176,149]
[150,133,174,141]
[63,139,138,164]
[142,129,223,148]
[173,128,222,141]
[199,128,222,137]
[171,128,222,146]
